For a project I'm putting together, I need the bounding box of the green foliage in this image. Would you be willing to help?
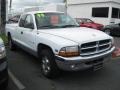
[0,34,8,45]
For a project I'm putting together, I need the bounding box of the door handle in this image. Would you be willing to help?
[21,31,23,34]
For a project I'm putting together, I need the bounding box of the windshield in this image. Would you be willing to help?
[81,19,93,23]
[35,13,79,29]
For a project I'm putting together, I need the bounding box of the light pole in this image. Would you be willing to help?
[64,0,67,14]
[9,0,12,13]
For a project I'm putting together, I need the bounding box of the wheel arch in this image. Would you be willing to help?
[37,43,54,57]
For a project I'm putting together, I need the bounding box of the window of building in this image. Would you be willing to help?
[112,8,119,18]
[92,7,109,18]
[111,8,120,18]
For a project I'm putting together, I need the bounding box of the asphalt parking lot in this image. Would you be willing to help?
[7,37,120,90]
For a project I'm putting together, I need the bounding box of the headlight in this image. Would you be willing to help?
[59,46,80,57]
[0,44,6,59]
[111,39,114,47]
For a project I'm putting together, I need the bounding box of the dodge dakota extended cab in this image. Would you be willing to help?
[6,11,115,78]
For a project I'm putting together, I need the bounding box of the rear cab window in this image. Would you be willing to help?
[19,15,27,27]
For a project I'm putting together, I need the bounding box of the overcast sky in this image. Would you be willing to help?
[8,0,64,9]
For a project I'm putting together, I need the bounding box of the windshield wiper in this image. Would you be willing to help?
[60,25,79,28]
[37,25,79,29]
[38,25,60,29]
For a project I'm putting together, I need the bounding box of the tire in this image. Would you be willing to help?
[0,79,8,90]
[40,49,59,78]
[8,35,16,50]
[104,29,111,35]
[0,70,8,90]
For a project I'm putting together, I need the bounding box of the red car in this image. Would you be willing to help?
[75,18,104,30]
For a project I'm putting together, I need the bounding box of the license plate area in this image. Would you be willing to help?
[93,62,103,71]
[85,59,103,71]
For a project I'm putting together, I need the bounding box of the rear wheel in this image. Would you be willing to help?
[40,49,59,78]
[8,35,16,50]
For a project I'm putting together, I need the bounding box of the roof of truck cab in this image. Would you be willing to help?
[23,11,64,15]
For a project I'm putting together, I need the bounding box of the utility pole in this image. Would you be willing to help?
[1,0,6,33]
[9,0,12,12]
[0,0,1,28]
[64,0,67,14]
[10,0,12,8]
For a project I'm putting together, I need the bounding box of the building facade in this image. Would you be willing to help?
[67,0,120,25]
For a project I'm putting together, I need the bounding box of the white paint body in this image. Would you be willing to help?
[5,11,113,54]
[5,11,115,71]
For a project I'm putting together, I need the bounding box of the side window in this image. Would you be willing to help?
[24,15,34,29]
[19,15,27,27]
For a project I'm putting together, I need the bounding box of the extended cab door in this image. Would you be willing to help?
[15,14,27,43]
[21,14,36,52]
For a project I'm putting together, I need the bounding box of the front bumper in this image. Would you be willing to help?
[0,58,8,85]
[55,46,115,71]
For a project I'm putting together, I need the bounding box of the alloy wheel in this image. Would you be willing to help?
[41,56,51,75]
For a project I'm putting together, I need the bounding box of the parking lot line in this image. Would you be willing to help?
[8,70,26,90]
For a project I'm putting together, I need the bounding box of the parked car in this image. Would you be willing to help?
[103,23,120,36]
[75,18,104,30]
[8,15,21,23]
[0,37,8,89]
[6,11,115,78]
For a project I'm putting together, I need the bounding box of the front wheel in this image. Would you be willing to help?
[8,35,16,50]
[40,49,59,78]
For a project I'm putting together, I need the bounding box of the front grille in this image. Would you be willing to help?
[80,39,111,56]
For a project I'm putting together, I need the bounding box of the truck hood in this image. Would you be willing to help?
[38,27,112,44]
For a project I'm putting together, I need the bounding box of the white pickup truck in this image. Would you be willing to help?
[6,11,115,78]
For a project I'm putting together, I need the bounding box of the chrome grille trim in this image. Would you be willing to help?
[80,39,111,56]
